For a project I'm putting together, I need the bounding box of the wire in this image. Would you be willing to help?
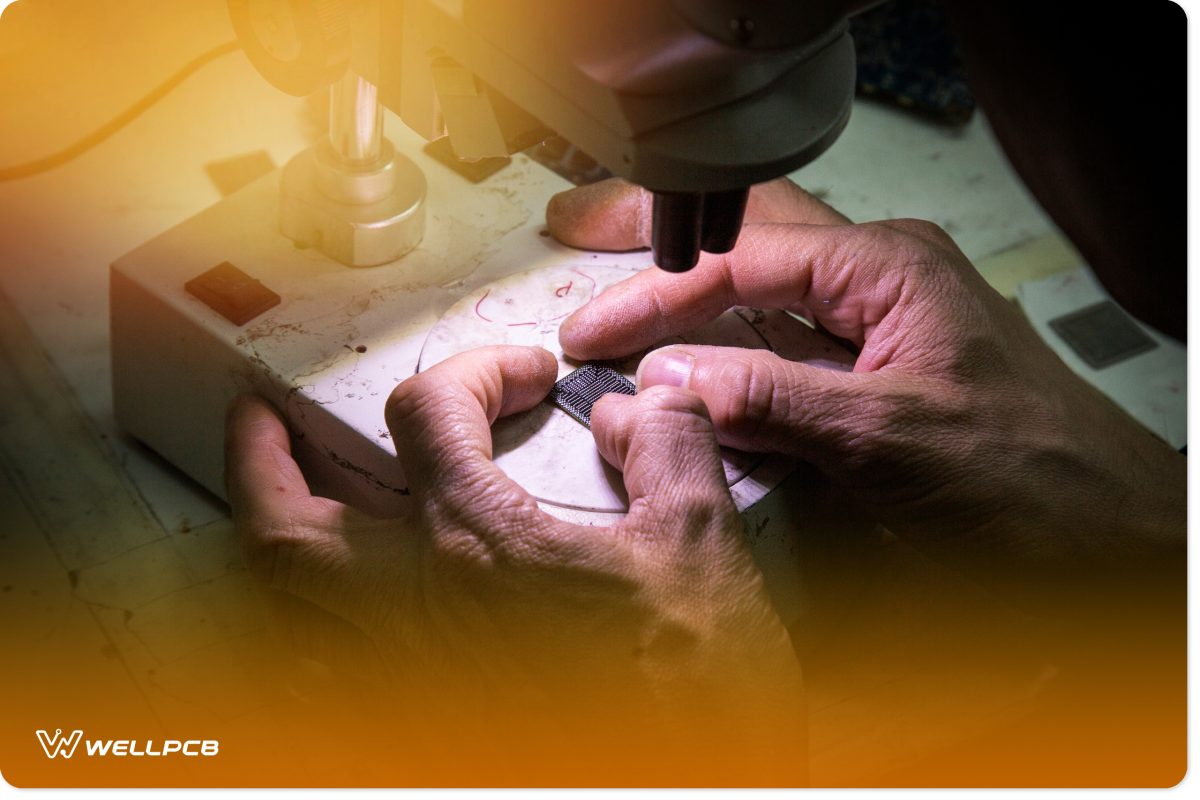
[0,39,241,182]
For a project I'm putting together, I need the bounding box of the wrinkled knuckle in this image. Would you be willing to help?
[708,357,781,444]
[636,383,709,420]
[388,378,454,435]
[705,358,752,431]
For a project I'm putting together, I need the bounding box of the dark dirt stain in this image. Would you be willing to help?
[327,450,410,496]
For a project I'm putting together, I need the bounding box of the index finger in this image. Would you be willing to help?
[560,221,921,361]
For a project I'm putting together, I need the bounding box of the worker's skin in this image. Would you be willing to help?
[545,178,1186,615]
[224,177,1183,776]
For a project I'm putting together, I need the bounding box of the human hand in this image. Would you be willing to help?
[225,345,806,784]
[547,178,1185,614]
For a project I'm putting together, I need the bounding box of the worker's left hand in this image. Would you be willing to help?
[224,345,806,782]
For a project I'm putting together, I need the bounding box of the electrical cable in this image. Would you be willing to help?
[0,39,240,182]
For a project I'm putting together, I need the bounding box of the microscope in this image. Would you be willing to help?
[111,0,856,624]
[229,0,854,271]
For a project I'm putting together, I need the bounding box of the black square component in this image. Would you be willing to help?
[549,363,637,428]
[1048,300,1157,370]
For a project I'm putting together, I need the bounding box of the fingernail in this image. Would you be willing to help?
[636,348,695,390]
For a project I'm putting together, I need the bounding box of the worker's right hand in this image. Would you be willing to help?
[547,178,1186,614]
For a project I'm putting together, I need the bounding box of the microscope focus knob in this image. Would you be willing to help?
[228,0,351,96]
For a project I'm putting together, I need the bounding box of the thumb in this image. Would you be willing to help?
[635,344,879,461]
[589,385,739,535]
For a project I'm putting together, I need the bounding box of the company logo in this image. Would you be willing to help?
[36,729,83,759]
[36,729,219,759]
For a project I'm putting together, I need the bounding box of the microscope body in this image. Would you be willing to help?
[230,0,856,269]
